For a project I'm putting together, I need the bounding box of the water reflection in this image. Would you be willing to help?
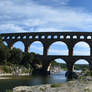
[0,71,66,92]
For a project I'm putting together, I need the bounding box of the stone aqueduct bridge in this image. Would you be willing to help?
[1,32,92,74]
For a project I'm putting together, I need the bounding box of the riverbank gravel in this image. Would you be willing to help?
[13,79,92,92]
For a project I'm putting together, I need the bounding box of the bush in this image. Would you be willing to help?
[51,83,62,87]
[3,65,12,73]
[5,89,12,92]
[40,87,45,91]
[21,66,32,73]
[84,87,90,92]
[51,83,57,87]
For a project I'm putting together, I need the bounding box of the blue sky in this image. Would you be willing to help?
[1,0,92,64]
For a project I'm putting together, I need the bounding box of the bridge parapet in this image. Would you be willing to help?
[1,32,92,41]
[0,32,92,55]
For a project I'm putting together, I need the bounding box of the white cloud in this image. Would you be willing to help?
[24,19,46,27]
[73,50,90,56]
[48,49,68,55]
[0,0,92,33]
[0,24,27,33]
[75,60,89,64]
[36,27,72,32]
[47,0,69,5]
[73,42,90,55]
[29,43,68,55]
[74,42,90,48]
[30,43,90,56]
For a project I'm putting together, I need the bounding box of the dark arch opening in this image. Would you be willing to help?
[73,41,90,56]
[74,59,89,72]
[13,41,24,52]
[30,41,43,55]
[48,41,68,55]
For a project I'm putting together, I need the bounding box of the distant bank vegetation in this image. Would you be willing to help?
[51,60,89,71]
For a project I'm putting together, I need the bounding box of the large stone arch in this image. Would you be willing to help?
[48,41,69,55]
[47,58,67,72]
[73,59,89,72]
[74,59,89,64]
[73,41,90,56]
[29,41,44,55]
[12,41,25,52]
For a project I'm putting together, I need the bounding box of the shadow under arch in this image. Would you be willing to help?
[74,59,89,72]
[13,41,25,52]
[30,41,43,55]
[73,41,90,56]
[48,41,69,55]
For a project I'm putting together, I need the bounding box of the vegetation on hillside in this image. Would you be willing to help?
[0,38,42,74]
[51,60,89,71]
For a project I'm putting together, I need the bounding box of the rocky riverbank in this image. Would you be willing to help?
[13,70,92,92]
[0,73,31,80]
[13,76,92,92]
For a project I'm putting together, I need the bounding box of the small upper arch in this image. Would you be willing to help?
[87,36,91,39]
[73,35,77,39]
[80,35,84,39]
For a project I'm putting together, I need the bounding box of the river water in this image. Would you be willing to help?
[0,71,66,92]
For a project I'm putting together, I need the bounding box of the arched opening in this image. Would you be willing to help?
[30,41,43,55]
[53,35,58,39]
[48,41,68,55]
[12,36,15,39]
[74,59,89,72]
[80,35,84,39]
[73,41,90,56]
[29,35,32,39]
[41,35,45,39]
[47,35,51,39]
[50,59,67,72]
[73,35,77,39]
[3,41,8,46]
[87,36,91,39]
[49,58,67,80]
[13,41,24,52]
[66,35,70,39]
[7,36,10,39]
[60,35,64,39]
[35,35,39,39]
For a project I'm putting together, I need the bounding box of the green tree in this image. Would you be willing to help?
[22,52,33,68]
[31,53,42,70]
[8,48,23,65]
[0,37,10,64]
[22,52,42,70]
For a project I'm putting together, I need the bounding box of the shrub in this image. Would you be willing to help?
[84,87,90,92]
[40,87,45,91]
[51,83,62,87]
[3,65,12,73]
[51,83,57,87]
[6,89,12,92]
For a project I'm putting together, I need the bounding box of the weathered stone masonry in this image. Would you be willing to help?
[1,32,92,76]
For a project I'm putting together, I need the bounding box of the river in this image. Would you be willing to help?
[0,71,66,92]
